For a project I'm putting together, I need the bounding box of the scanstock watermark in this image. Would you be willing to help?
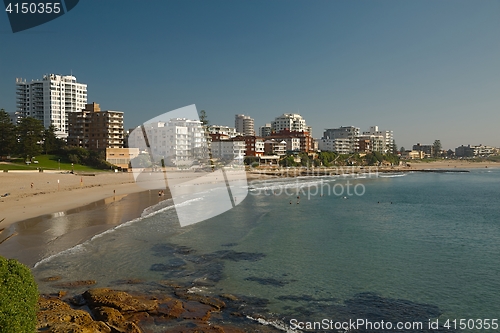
[248,166,378,200]
[128,105,378,227]
[3,0,80,33]
[128,105,248,228]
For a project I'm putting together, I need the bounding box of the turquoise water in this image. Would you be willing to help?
[34,169,500,330]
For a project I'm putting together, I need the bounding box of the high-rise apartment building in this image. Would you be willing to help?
[259,123,272,137]
[271,113,310,133]
[67,102,124,151]
[362,126,394,153]
[320,126,360,153]
[128,118,206,166]
[235,114,255,136]
[16,74,87,138]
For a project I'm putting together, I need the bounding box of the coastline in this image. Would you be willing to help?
[2,160,497,226]
[0,170,171,267]
[1,160,498,266]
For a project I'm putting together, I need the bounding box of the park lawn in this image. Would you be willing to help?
[0,155,108,172]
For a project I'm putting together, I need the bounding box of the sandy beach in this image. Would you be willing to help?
[1,159,498,227]
[402,160,500,170]
[0,171,143,229]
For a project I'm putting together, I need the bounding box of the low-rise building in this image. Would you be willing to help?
[208,125,239,138]
[105,148,140,171]
[267,129,313,152]
[264,139,286,156]
[401,150,425,159]
[233,135,265,157]
[318,138,352,154]
[455,144,495,157]
[412,143,434,158]
[210,138,246,161]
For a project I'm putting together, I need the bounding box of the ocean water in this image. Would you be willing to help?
[33,169,500,331]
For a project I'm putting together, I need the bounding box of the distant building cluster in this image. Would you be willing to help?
[455,144,496,158]
[13,74,134,169]
[400,142,498,160]
[319,125,394,154]
[13,73,498,170]
[207,113,315,162]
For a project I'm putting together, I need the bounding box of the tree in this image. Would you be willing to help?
[392,141,398,154]
[0,109,16,158]
[432,140,442,158]
[43,124,64,154]
[16,117,44,159]
[199,110,209,127]
[399,147,406,153]
[0,256,38,332]
[280,155,297,167]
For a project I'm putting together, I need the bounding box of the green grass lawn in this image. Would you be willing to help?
[0,155,109,172]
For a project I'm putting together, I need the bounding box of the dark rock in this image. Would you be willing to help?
[212,250,265,262]
[93,306,142,333]
[181,301,215,321]
[37,297,111,333]
[153,297,185,318]
[69,294,87,306]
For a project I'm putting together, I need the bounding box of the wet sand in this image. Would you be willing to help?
[0,189,170,267]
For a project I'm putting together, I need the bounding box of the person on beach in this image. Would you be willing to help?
[31,182,34,189]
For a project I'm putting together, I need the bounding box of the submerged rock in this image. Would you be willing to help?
[244,276,288,287]
[53,280,97,288]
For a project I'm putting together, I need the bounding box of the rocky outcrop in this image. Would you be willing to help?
[83,288,158,313]
[37,288,233,333]
[37,297,111,333]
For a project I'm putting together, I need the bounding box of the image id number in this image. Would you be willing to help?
[5,2,61,14]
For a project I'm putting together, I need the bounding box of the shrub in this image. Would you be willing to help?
[0,256,38,332]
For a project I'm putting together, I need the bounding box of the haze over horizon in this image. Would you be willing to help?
[1,0,499,151]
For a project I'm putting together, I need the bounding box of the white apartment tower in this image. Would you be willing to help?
[320,126,360,153]
[16,74,87,139]
[235,114,255,136]
[271,113,311,133]
[128,118,206,166]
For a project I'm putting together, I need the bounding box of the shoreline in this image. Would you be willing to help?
[1,160,497,266]
[2,160,497,229]
[0,175,171,267]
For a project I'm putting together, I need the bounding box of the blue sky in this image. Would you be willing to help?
[1,0,499,150]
